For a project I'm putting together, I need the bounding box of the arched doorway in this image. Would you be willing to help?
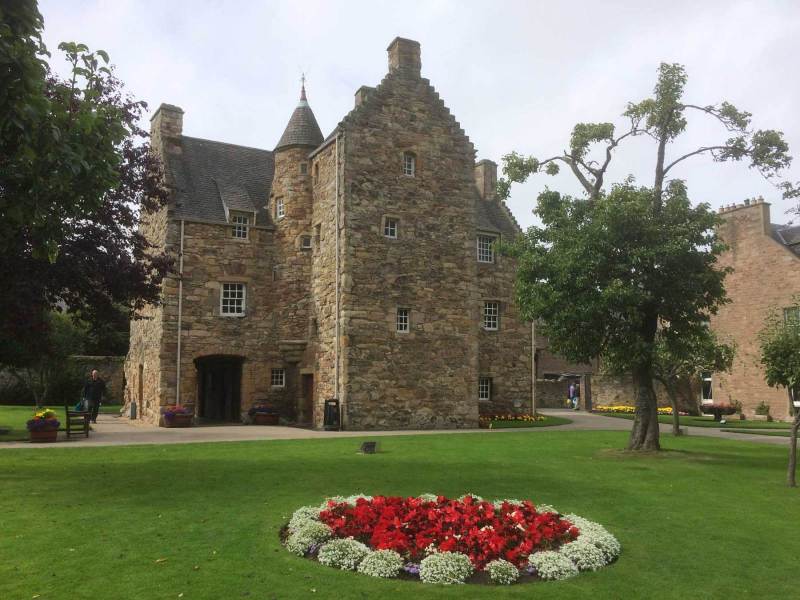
[194,355,244,422]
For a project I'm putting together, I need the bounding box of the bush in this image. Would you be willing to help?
[559,540,607,571]
[285,521,332,556]
[419,551,474,585]
[317,538,369,570]
[485,558,519,584]
[755,401,771,416]
[356,549,404,578]
[528,550,579,581]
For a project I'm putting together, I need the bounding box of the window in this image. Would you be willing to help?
[483,301,499,330]
[384,218,398,239]
[784,307,800,324]
[301,235,312,249]
[271,368,285,388]
[403,152,416,177]
[479,376,492,401]
[477,234,496,263]
[276,197,285,220]
[300,162,308,175]
[230,213,249,239]
[396,308,410,333]
[220,283,246,316]
[701,372,713,403]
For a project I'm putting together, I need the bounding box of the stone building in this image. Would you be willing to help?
[710,198,800,420]
[125,38,532,429]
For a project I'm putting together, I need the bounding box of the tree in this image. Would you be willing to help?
[0,1,170,366]
[500,63,796,451]
[652,327,734,436]
[758,301,800,487]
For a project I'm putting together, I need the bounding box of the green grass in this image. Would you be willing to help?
[0,404,121,441]
[600,412,792,429]
[1,431,798,599]
[724,429,793,438]
[488,415,572,428]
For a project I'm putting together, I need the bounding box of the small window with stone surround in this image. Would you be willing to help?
[477,234,496,263]
[300,162,308,175]
[230,212,249,239]
[271,368,285,388]
[479,376,492,401]
[403,152,416,177]
[301,235,312,249]
[483,301,499,331]
[220,283,246,316]
[276,197,285,220]
[396,308,410,333]
[384,217,398,239]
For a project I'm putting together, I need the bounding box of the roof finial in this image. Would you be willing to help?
[300,72,307,101]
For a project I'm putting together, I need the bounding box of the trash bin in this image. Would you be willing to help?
[324,398,340,431]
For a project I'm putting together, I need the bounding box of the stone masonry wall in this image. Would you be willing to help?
[711,200,800,421]
[335,44,481,429]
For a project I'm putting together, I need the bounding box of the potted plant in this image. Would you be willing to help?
[27,409,60,443]
[754,401,772,421]
[731,399,745,420]
[701,403,737,422]
[161,405,194,428]
[249,403,279,425]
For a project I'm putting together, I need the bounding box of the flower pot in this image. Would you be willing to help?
[163,413,193,428]
[253,413,279,426]
[29,428,58,443]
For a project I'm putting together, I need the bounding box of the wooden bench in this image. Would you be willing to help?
[65,405,90,438]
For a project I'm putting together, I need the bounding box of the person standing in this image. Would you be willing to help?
[83,369,106,424]
[567,382,576,409]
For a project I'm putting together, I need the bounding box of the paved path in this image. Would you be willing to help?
[0,409,790,449]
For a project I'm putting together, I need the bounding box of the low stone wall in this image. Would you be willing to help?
[535,380,570,409]
[69,355,126,404]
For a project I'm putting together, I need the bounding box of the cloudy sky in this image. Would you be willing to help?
[39,0,799,228]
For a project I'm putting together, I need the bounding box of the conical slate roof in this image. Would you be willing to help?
[275,84,324,151]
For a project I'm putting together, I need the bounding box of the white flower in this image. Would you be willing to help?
[288,505,322,533]
[317,538,370,570]
[492,498,523,510]
[457,493,483,503]
[535,503,559,514]
[417,493,439,503]
[419,551,474,585]
[285,521,332,556]
[357,549,404,578]
[578,530,622,563]
[485,559,519,585]
[560,540,607,571]
[528,550,579,581]
[562,514,608,536]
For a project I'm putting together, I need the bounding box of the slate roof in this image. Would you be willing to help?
[772,223,800,256]
[475,195,521,237]
[275,98,324,151]
[165,136,274,225]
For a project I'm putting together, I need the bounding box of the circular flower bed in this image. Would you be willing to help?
[281,494,620,585]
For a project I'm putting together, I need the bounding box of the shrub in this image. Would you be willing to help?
[485,558,519,585]
[419,551,474,585]
[288,505,322,533]
[528,551,578,580]
[285,521,332,556]
[357,549,404,578]
[559,540,607,571]
[755,401,771,416]
[317,538,370,570]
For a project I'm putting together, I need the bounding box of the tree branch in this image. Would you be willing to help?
[663,146,730,174]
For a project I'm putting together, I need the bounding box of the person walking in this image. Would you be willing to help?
[567,382,576,409]
[82,369,106,424]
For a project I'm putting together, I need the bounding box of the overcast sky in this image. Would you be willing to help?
[39,0,799,228]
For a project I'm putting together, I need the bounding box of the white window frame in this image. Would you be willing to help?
[477,234,496,263]
[396,308,410,333]
[403,152,416,177]
[230,213,249,239]
[271,368,285,388]
[479,376,492,401]
[276,197,285,220]
[483,301,499,331]
[220,283,246,317]
[384,218,398,239]
[701,371,713,404]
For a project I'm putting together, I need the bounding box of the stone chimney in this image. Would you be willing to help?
[474,160,498,200]
[354,86,375,107]
[387,37,421,77]
[150,103,184,155]
[717,196,772,239]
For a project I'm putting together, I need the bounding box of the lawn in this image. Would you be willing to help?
[486,415,572,428]
[1,431,798,600]
[600,412,792,429]
[0,404,121,441]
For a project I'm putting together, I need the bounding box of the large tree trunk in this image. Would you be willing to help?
[628,361,661,451]
[788,409,800,488]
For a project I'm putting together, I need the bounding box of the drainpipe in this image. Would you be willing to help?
[334,131,343,430]
[176,219,185,406]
